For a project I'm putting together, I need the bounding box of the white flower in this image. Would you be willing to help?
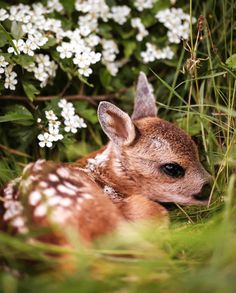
[7,39,24,55]
[85,34,100,48]
[134,0,157,11]
[75,0,110,21]
[33,65,48,82]
[4,66,18,90]
[28,33,48,47]
[45,110,58,121]
[48,124,63,142]
[21,39,38,56]
[64,115,86,133]
[0,56,8,68]
[73,52,90,68]
[78,66,92,77]
[110,6,131,25]
[61,103,75,119]
[156,8,196,44]
[141,43,174,63]
[37,132,54,148]
[104,62,119,76]
[47,0,63,13]
[56,42,73,59]
[0,8,9,21]
[58,98,68,108]
[131,18,148,41]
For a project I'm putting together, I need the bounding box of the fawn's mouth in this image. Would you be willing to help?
[153,199,208,210]
[153,200,177,211]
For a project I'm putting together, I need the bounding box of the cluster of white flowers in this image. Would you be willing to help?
[0,0,194,92]
[156,8,196,44]
[75,0,110,21]
[0,8,9,21]
[101,40,120,76]
[4,65,18,90]
[131,18,148,41]
[0,57,18,90]
[141,43,174,63]
[59,99,87,133]
[24,54,57,88]
[110,6,131,25]
[37,99,86,148]
[134,0,157,11]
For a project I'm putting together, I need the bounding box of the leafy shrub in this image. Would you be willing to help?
[0,0,195,178]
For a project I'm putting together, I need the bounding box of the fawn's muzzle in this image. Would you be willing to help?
[193,183,211,201]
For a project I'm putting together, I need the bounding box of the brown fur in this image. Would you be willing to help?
[0,72,211,246]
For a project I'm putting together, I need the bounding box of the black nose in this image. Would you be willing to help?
[193,184,211,201]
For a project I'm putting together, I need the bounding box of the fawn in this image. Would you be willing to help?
[0,72,211,245]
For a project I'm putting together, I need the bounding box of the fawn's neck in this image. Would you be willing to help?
[85,143,134,200]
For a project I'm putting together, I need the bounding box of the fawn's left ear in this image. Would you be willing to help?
[131,72,158,120]
[98,101,136,146]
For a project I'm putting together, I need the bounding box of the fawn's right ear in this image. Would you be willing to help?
[131,72,158,120]
[98,101,136,146]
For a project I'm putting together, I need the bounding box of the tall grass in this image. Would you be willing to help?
[0,0,235,292]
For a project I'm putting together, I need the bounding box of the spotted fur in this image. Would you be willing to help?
[0,72,211,245]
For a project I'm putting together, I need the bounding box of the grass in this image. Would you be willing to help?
[0,0,236,292]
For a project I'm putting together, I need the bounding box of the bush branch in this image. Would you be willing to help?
[0,89,127,103]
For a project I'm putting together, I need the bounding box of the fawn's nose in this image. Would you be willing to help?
[193,183,211,201]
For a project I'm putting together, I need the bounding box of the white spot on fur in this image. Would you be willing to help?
[86,144,111,171]
[103,185,123,203]
[33,159,45,172]
[48,174,60,182]
[11,216,25,228]
[64,181,78,192]
[4,184,14,199]
[43,187,56,198]
[56,167,70,178]
[47,196,61,206]
[39,181,48,188]
[77,198,84,204]
[3,201,23,221]
[82,193,93,200]
[57,184,76,196]
[60,198,72,207]
[152,138,170,150]
[50,206,71,224]
[29,191,42,206]
[34,204,48,217]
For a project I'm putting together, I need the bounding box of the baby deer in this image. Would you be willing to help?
[0,72,211,245]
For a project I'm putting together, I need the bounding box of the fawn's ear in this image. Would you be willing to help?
[131,72,158,120]
[98,101,136,146]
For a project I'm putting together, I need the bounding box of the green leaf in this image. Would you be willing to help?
[0,105,34,125]
[61,0,76,14]
[123,40,136,58]
[99,67,112,89]
[22,81,40,101]
[0,31,8,47]
[42,37,57,49]
[226,54,236,69]
[11,21,24,40]
[0,23,19,54]
[74,101,98,124]
[13,55,34,67]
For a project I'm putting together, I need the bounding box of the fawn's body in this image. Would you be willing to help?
[0,72,211,244]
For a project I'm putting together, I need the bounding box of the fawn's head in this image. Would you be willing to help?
[98,72,212,205]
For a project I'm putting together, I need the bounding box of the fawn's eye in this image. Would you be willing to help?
[160,163,185,178]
